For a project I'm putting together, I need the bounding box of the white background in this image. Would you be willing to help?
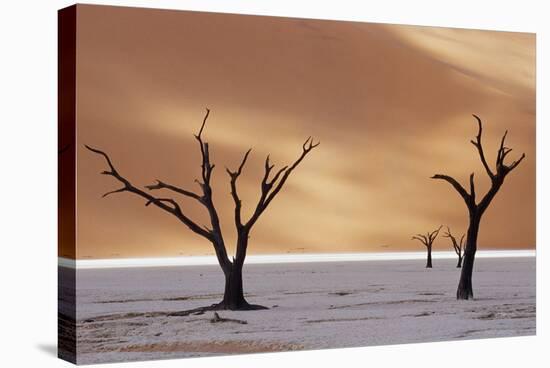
[0,0,547,367]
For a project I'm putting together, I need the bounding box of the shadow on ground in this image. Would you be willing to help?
[36,343,57,357]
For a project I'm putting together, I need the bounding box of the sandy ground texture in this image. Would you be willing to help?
[65,257,535,364]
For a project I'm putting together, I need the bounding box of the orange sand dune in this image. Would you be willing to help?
[64,6,534,258]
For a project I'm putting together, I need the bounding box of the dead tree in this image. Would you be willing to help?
[443,226,464,268]
[412,226,442,268]
[432,115,525,300]
[86,108,319,310]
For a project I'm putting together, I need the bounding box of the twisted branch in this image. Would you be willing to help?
[432,115,525,213]
[84,145,211,240]
[226,148,252,229]
[145,180,203,202]
[443,226,464,256]
[87,108,319,273]
[246,137,320,229]
[412,225,442,248]
[471,114,494,179]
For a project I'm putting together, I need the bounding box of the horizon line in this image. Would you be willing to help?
[59,250,535,269]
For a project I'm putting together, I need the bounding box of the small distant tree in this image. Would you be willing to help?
[86,108,319,310]
[412,226,442,268]
[432,115,525,299]
[443,226,464,268]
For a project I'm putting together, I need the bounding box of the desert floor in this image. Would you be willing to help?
[64,257,535,364]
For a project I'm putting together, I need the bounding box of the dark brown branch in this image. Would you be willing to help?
[189,109,231,271]
[230,137,319,267]
[145,180,203,202]
[431,174,472,206]
[496,130,508,167]
[269,166,289,186]
[433,115,525,216]
[469,173,476,203]
[226,149,252,228]
[85,145,212,241]
[470,114,494,179]
[493,127,525,174]
[145,197,180,211]
[194,108,214,186]
[262,155,275,185]
[197,107,210,139]
[101,187,126,198]
[500,147,512,162]
[86,145,119,176]
[262,137,320,209]
[210,312,248,325]
[443,226,464,255]
[413,226,440,268]
[428,225,443,243]
[506,153,526,172]
[413,226,441,248]
[412,235,429,246]
[245,137,319,229]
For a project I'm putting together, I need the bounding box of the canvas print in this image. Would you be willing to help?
[58,4,536,365]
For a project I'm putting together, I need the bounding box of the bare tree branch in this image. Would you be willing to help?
[433,115,526,298]
[428,225,443,243]
[443,226,464,256]
[496,130,508,168]
[144,197,180,211]
[262,137,320,209]
[194,108,215,186]
[469,173,476,204]
[493,128,526,175]
[413,226,441,247]
[506,153,526,172]
[145,180,203,202]
[85,145,212,241]
[413,226,441,268]
[226,148,252,229]
[433,115,525,216]
[101,187,126,198]
[245,137,319,229]
[412,235,429,247]
[470,114,494,179]
[189,108,231,270]
[431,174,471,205]
[86,108,319,309]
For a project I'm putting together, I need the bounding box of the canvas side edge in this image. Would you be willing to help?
[58,4,77,365]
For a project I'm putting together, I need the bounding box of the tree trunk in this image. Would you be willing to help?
[426,247,433,268]
[456,212,480,299]
[221,264,249,310]
[456,254,463,268]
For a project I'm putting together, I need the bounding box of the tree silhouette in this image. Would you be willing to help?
[432,115,525,299]
[443,226,464,268]
[412,226,442,268]
[86,108,319,310]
